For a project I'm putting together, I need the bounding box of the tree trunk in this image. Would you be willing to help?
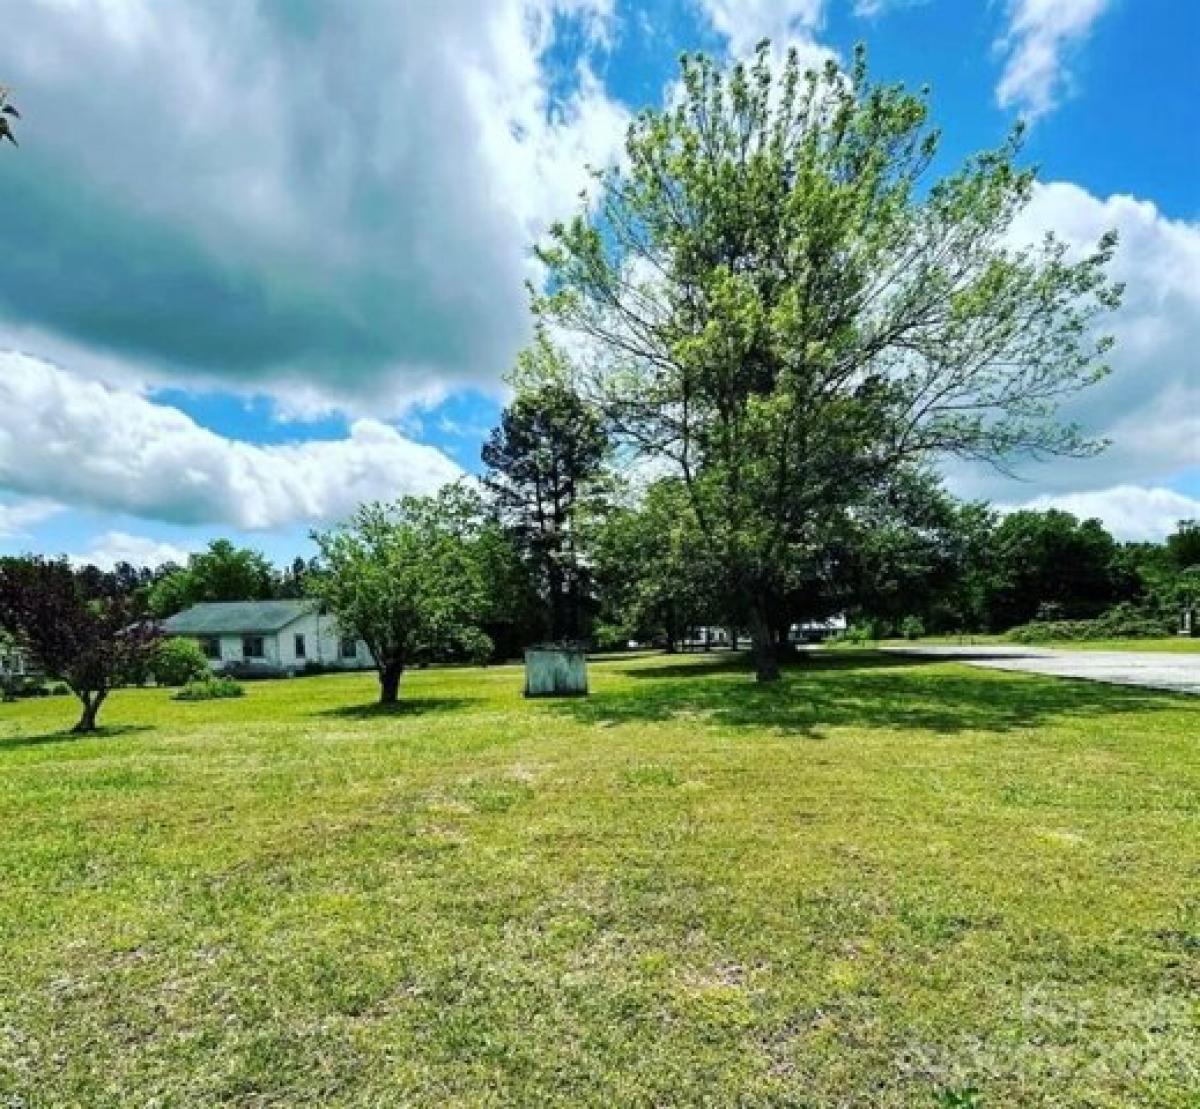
[548,567,565,642]
[378,663,403,704]
[72,690,105,734]
[773,613,794,660]
[749,605,781,682]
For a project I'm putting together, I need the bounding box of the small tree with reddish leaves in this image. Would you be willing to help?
[0,557,160,733]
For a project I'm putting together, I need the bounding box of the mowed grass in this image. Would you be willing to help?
[1,653,1197,1107]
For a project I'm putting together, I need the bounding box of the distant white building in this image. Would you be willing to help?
[161,600,373,676]
[789,616,847,644]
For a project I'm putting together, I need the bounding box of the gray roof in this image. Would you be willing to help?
[161,600,319,635]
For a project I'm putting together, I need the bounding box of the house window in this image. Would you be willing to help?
[198,636,221,661]
[243,635,265,659]
[294,634,306,659]
[339,636,357,660]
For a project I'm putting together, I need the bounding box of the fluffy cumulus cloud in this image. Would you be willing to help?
[948,180,1200,532]
[69,532,196,572]
[852,0,913,16]
[694,0,828,56]
[996,0,1112,118]
[0,0,628,415]
[0,353,463,530]
[1002,485,1200,543]
[1017,183,1200,487]
[0,498,61,539]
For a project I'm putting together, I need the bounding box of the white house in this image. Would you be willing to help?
[161,600,373,676]
[788,616,848,644]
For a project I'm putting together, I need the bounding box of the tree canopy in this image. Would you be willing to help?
[533,43,1121,678]
[309,487,494,704]
[482,341,611,642]
[591,477,721,651]
[148,540,276,617]
[0,556,159,732]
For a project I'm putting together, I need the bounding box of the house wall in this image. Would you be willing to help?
[276,612,321,670]
[308,613,373,670]
[186,612,372,675]
[205,632,281,670]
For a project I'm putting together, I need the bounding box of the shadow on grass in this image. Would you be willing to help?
[0,723,154,752]
[314,697,478,720]
[555,650,1180,737]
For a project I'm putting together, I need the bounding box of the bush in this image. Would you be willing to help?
[840,625,871,645]
[154,637,210,686]
[1006,604,1175,644]
[900,616,925,641]
[2,677,59,699]
[592,622,634,652]
[173,676,245,701]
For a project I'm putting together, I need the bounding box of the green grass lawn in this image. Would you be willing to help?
[1,653,1197,1106]
[859,635,1200,653]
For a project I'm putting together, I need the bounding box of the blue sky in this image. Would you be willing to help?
[0,0,1197,568]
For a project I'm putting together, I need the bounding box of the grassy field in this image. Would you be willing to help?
[858,635,1200,653]
[1,653,1197,1106]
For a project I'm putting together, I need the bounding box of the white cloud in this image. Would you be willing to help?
[0,498,62,539]
[949,181,1200,504]
[69,532,196,571]
[695,0,826,55]
[0,0,628,415]
[996,0,1112,119]
[853,0,931,16]
[1002,485,1200,542]
[0,352,463,530]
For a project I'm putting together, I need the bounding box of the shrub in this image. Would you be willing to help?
[3,677,57,699]
[900,616,925,641]
[592,622,634,652]
[173,676,245,701]
[1006,604,1175,643]
[153,637,210,686]
[841,625,870,645]
[1094,604,1176,638]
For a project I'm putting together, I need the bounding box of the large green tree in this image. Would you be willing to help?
[482,341,610,642]
[591,477,721,652]
[147,540,276,617]
[985,509,1129,627]
[834,478,997,636]
[1166,520,1200,572]
[309,487,493,704]
[534,44,1121,679]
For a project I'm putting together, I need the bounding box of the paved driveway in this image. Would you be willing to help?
[883,644,1200,696]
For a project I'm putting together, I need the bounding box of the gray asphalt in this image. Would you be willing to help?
[882,643,1200,696]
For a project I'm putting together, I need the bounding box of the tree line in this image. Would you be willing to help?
[3,424,1195,724]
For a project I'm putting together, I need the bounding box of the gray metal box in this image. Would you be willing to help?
[524,647,589,697]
